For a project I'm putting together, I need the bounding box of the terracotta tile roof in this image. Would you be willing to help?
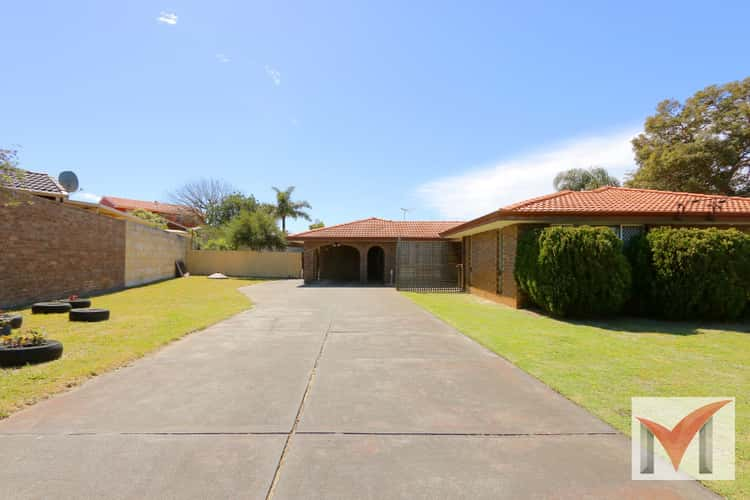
[502,186,750,215]
[289,217,464,240]
[442,187,750,236]
[0,168,67,197]
[100,196,189,215]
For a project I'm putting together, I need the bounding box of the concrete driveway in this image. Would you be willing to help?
[0,280,714,499]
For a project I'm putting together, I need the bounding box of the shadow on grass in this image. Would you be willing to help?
[520,304,750,335]
[567,316,750,336]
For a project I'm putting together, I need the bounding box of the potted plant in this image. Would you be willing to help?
[0,328,63,367]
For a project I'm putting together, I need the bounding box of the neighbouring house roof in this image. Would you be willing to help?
[100,196,190,216]
[289,217,464,241]
[64,199,190,234]
[442,186,750,237]
[0,168,67,198]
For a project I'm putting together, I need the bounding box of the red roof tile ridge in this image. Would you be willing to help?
[501,190,574,212]
[597,186,748,200]
[289,217,383,238]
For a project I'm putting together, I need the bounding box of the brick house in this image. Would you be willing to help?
[290,218,462,285]
[292,187,750,303]
[441,186,750,308]
[100,196,203,230]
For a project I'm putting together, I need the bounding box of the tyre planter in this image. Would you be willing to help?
[0,314,22,329]
[69,308,110,322]
[62,299,92,309]
[0,340,63,367]
[32,302,72,314]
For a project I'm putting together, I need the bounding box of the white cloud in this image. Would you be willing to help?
[416,127,640,220]
[70,192,102,204]
[265,65,281,86]
[157,12,178,25]
[216,53,230,63]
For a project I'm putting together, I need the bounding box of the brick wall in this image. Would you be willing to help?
[0,189,126,308]
[466,225,524,308]
[125,221,188,287]
[469,229,497,294]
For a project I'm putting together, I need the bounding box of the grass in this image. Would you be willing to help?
[404,292,749,499]
[0,276,259,419]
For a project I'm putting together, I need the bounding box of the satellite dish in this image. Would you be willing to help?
[58,171,79,193]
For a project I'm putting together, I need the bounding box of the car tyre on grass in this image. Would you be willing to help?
[0,340,64,367]
[0,314,22,329]
[31,302,72,314]
[69,308,110,322]
[62,299,92,309]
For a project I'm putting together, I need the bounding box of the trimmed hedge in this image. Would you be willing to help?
[629,227,750,320]
[515,226,631,317]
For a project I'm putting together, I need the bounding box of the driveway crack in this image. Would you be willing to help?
[265,317,333,500]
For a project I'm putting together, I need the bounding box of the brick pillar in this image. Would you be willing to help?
[359,244,368,283]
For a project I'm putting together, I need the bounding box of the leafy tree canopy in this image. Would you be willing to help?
[627,77,750,195]
[0,148,22,185]
[553,166,620,191]
[205,193,259,227]
[226,209,287,251]
[309,219,325,229]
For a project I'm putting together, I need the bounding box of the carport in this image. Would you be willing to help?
[289,217,463,287]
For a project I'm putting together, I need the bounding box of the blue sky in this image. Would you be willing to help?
[3,1,749,233]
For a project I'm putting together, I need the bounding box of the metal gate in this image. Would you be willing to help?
[396,240,463,292]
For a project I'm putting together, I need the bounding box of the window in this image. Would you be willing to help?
[621,225,644,244]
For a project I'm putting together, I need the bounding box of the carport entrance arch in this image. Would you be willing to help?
[319,244,360,282]
[367,246,385,282]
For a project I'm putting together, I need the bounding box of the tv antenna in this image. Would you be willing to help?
[400,207,412,220]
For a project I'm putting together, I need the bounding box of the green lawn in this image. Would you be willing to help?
[0,276,259,419]
[404,292,749,499]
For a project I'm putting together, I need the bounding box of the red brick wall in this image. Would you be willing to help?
[467,225,524,308]
[469,230,497,294]
[0,189,126,308]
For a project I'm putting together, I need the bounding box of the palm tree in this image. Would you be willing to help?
[553,166,621,191]
[272,186,311,232]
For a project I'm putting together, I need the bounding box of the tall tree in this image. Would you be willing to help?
[226,209,287,251]
[309,219,325,230]
[627,78,750,195]
[272,186,311,232]
[553,166,621,191]
[169,178,235,219]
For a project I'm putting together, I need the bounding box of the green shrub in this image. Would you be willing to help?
[642,227,750,320]
[130,209,168,229]
[515,226,631,317]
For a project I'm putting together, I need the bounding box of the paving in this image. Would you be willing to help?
[0,280,715,499]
